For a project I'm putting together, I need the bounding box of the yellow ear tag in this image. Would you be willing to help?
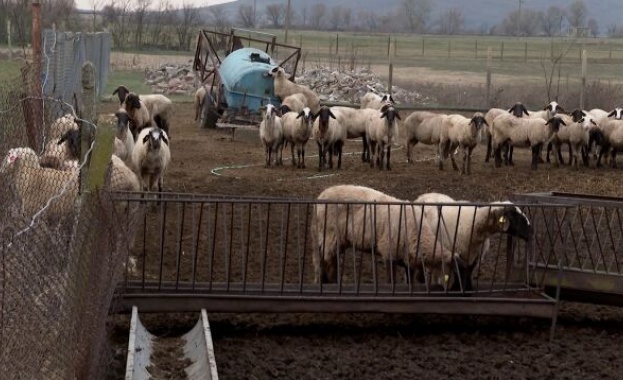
[444,274,450,283]
[498,216,506,224]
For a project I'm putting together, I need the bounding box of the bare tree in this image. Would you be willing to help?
[133,0,152,49]
[108,0,132,49]
[341,7,352,30]
[541,6,567,36]
[357,10,377,32]
[437,8,464,35]
[265,3,285,28]
[176,2,200,50]
[329,6,343,31]
[587,18,599,37]
[401,0,431,33]
[309,3,326,30]
[500,8,541,36]
[146,0,171,47]
[238,4,255,28]
[40,0,75,30]
[209,6,230,31]
[567,0,587,28]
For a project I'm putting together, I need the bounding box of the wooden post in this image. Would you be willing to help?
[24,1,43,152]
[421,36,425,57]
[284,0,291,43]
[394,37,397,57]
[550,40,554,61]
[80,62,97,192]
[475,40,478,59]
[387,35,391,57]
[7,19,11,60]
[448,40,451,58]
[580,50,587,110]
[335,33,339,55]
[486,47,492,107]
[388,42,394,96]
[524,41,528,62]
[500,42,504,61]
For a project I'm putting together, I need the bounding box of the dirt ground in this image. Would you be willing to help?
[106,101,623,380]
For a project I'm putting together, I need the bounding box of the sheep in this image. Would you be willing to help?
[440,113,488,175]
[279,93,308,114]
[113,85,173,125]
[0,147,78,222]
[312,106,346,171]
[528,101,565,121]
[267,66,320,114]
[47,113,79,142]
[366,104,401,170]
[414,192,531,291]
[492,115,566,170]
[594,118,623,168]
[491,102,531,166]
[194,85,207,121]
[483,108,506,163]
[131,127,171,193]
[607,107,623,120]
[546,109,586,166]
[403,111,439,164]
[122,92,154,140]
[281,107,314,169]
[259,104,284,168]
[109,154,141,192]
[360,92,395,110]
[114,108,135,162]
[39,128,80,172]
[330,106,379,163]
[556,112,598,170]
[312,185,461,285]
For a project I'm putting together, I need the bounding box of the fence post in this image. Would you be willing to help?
[23,1,44,153]
[421,36,425,57]
[500,42,504,61]
[80,62,97,192]
[524,41,528,62]
[580,50,587,110]
[387,35,391,57]
[388,42,394,95]
[6,19,11,60]
[448,40,451,59]
[486,47,492,107]
[475,40,478,59]
[335,33,339,55]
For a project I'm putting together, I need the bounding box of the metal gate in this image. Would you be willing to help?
[111,192,560,320]
[513,192,623,306]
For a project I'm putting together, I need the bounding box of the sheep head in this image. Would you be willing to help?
[508,102,529,117]
[580,114,598,130]
[469,112,488,129]
[263,104,281,121]
[545,116,566,132]
[381,94,395,104]
[112,85,130,105]
[142,128,169,150]
[268,66,287,79]
[380,104,400,122]
[296,107,314,126]
[491,202,532,241]
[124,92,142,111]
[314,106,336,132]
[607,107,623,120]
[570,109,586,122]
[544,101,564,115]
[58,129,81,160]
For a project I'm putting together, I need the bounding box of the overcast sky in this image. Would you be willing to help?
[75,0,235,11]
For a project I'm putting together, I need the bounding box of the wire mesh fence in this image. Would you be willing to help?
[0,62,136,379]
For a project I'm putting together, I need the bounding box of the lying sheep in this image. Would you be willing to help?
[330,106,378,163]
[366,104,401,170]
[414,192,531,291]
[259,104,284,168]
[360,92,395,110]
[279,93,308,114]
[312,106,346,171]
[492,115,565,170]
[39,128,80,172]
[312,185,460,285]
[0,147,78,222]
[440,113,488,175]
[403,111,439,164]
[131,127,171,192]
[47,113,79,142]
[281,107,314,168]
[268,66,320,114]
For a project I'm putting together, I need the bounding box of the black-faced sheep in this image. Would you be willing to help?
[312,106,346,171]
[330,106,379,163]
[279,93,308,114]
[131,127,171,192]
[114,85,173,125]
[312,185,461,285]
[366,104,401,170]
[281,107,314,169]
[259,104,284,168]
[414,192,531,291]
[360,92,395,110]
[268,66,320,114]
[114,108,135,162]
[441,113,488,175]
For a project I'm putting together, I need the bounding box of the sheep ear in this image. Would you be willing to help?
[395,111,401,120]
[523,107,529,116]
[142,134,150,144]
[112,88,119,95]
[608,110,616,117]
[558,105,565,113]
[162,134,169,145]
[296,110,304,119]
[329,110,336,119]
[271,66,279,73]
[560,119,566,126]
[591,119,597,126]
[542,105,548,111]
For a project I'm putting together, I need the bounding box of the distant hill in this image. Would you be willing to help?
[202,0,620,34]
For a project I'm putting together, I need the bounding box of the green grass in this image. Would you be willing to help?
[0,59,24,82]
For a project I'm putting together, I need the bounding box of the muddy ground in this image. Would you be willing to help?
[106,101,623,380]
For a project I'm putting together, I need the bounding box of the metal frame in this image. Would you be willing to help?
[111,192,558,323]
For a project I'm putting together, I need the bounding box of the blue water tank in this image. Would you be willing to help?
[218,47,281,112]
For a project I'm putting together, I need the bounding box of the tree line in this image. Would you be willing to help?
[1,0,623,52]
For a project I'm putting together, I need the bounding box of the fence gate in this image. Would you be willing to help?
[112,192,559,320]
[512,192,623,306]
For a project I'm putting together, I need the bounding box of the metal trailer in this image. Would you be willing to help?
[193,28,302,132]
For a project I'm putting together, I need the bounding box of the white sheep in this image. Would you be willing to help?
[122,92,153,139]
[527,101,565,121]
[366,104,401,170]
[114,85,173,125]
[259,104,284,168]
[268,66,320,114]
[440,113,488,175]
[330,106,379,163]
[595,118,623,168]
[492,102,531,166]
[360,92,395,110]
[279,93,308,114]
[131,127,171,192]
[483,108,506,163]
[554,112,597,170]
[414,192,531,290]
[0,147,78,222]
[312,106,347,171]
[194,85,207,121]
[47,113,79,142]
[114,108,135,162]
[492,115,566,170]
[546,109,586,166]
[281,107,314,169]
[312,185,459,285]
[403,110,439,163]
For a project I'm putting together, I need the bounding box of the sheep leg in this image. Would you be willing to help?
[551,143,560,168]
[377,144,384,170]
[361,137,369,163]
[508,145,514,166]
[290,143,297,167]
[369,140,377,168]
[531,144,541,170]
[386,145,391,170]
[493,145,502,168]
[407,140,416,164]
[611,150,618,168]
[449,145,458,171]
[328,144,334,169]
[335,142,343,170]
[317,141,324,171]
[484,134,492,163]
[300,145,306,169]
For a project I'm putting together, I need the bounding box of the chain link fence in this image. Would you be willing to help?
[0,60,137,379]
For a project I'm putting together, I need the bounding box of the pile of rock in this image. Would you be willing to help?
[143,62,430,105]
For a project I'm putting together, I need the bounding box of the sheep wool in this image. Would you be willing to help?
[131,127,171,192]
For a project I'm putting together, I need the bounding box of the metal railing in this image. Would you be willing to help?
[112,192,558,319]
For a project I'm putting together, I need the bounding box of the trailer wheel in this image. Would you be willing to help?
[199,93,220,129]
